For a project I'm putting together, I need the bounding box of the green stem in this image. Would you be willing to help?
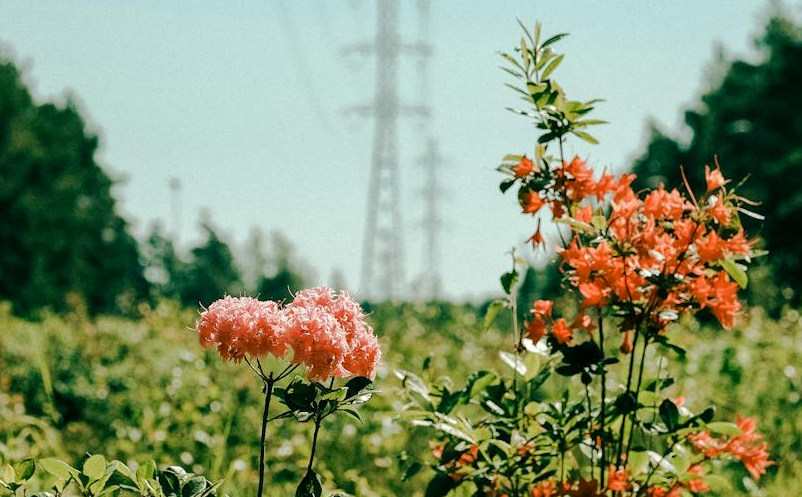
[625,336,650,461]
[306,413,323,475]
[616,328,640,465]
[257,374,274,497]
[584,385,595,480]
[598,316,606,488]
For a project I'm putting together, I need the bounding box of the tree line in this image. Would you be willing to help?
[0,55,305,316]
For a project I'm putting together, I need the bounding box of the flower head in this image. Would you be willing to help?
[196,296,287,362]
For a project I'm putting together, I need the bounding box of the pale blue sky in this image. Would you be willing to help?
[1,0,798,300]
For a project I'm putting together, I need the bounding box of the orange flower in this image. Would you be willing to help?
[696,230,725,263]
[606,465,630,492]
[708,200,732,225]
[725,229,752,256]
[619,330,633,354]
[525,315,547,343]
[574,204,593,224]
[689,415,774,480]
[521,190,546,214]
[532,299,554,318]
[687,465,709,493]
[514,156,535,178]
[552,318,572,344]
[579,281,605,308]
[571,311,595,334]
[705,164,729,192]
[457,444,479,466]
[528,219,546,250]
[707,272,740,329]
[531,479,558,497]
[643,185,690,220]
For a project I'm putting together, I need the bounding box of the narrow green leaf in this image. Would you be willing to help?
[721,258,748,289]
[572,130,599,144]
[484,300,505,329]
[540,54,564,80]
[541,33,569,48]
[706,421,742,436]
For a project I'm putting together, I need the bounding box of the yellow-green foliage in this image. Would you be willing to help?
[0,301,799,496]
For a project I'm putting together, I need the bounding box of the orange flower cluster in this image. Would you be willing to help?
[689,415,774,480]
[432,443,479,482]
[525,298,595,346]
[509,154,756,347]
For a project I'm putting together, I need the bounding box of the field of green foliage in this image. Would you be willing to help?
[1,300,799,496]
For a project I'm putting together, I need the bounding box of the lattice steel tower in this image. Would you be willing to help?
[346,0,427,300]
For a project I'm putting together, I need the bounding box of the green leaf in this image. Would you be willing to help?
[402,462,422,482]
[574,119,608,126]
[502,154,523,163]
[343,376,372,401]
[2,465,13,484]
[39,459,75,482]
[465,370,497,399]
[425,473,459,497]
[500,270,519,294]
[703,474,731,492]
[337,406,363,423]
[540,53,564,80]
[397,369,431,402]
[295,469,322,497]
[499,351,526,375]
[671,450,690,474]
[554,217,594,233]
[499,179,516,194]
[83,454,107,481]
[182,476,207,497]
[136,460,156,482]
[541,33,569,48]
[628,450,649,475]
[527,82,548,95]
[433,422,474,443]
[484,300,505,329]
[13,459,35,481]
[572,130,599,144]
[706,421,742,436]
[721,257,748,289]
[659,399,680,431]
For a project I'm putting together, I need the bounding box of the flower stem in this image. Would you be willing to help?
[616,327,640,464]
[625,336,650,460]
[307,412,323,475]
[598,315,606,488]
[257,374,274,497]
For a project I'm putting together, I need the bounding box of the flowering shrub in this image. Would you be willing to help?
[196,286,380,497]
[400,22,772,496]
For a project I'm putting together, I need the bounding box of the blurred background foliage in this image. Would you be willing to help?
[0,8,801,497]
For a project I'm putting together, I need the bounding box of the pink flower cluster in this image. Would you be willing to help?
[196,287,381,381]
